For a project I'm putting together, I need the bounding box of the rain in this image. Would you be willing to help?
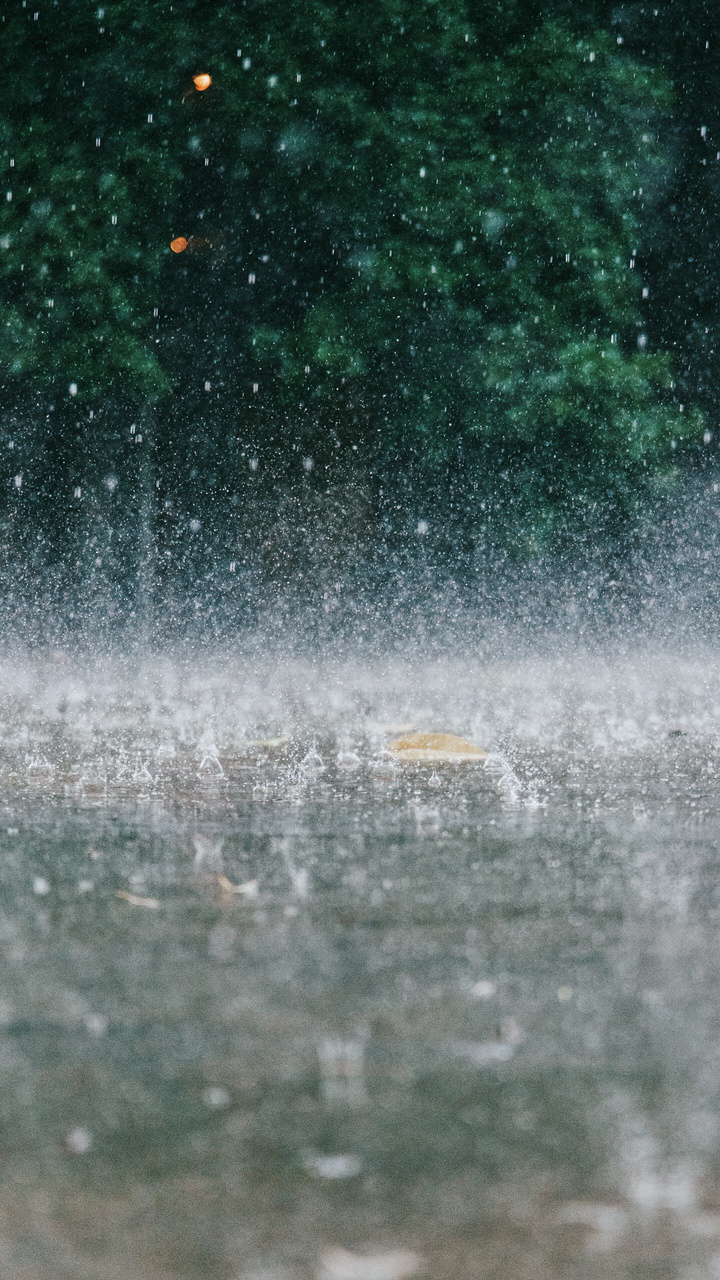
[1,2,720,1278]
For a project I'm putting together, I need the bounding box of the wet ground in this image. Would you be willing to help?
[2,647,720,1278]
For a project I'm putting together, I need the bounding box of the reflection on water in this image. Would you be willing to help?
[1,650,720,1276]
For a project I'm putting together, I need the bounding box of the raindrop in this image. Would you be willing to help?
[318,1035,368,1105]
[320,1248,421,1280]
[300,747,325,775]
[192,834,224,870]
[302,1152,363,1179]
[26,753,51,774]
[197,753,224,778]
[65,1127,93,1154]
[471,980,497,999]
[337,750,361,769]
[202,1086,230,1108]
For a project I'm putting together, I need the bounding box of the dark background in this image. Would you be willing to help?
[0,0,718,639]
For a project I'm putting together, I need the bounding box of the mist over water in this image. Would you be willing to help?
[3,636,720,801]
[6,451,720,652]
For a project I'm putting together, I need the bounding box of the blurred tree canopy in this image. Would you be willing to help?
[616,0,720,428]
[0,0,706,596]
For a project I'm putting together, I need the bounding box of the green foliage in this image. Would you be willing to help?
[0,0,701,542]
[0,0,185,397]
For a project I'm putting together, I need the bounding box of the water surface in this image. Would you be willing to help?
[1,649,719,1279]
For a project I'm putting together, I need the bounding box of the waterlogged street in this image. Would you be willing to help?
[0,651,715,1276]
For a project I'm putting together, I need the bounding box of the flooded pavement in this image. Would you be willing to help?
[2,649,720,1277]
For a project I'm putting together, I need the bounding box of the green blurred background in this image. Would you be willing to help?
[0,0,717,634]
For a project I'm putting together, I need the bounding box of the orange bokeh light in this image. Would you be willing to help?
[170,237,188,253]
[193,74,212,91]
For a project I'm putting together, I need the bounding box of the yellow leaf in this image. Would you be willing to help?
[386,732,488,763]
[217,875,259,898]
[116,890,160,909]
